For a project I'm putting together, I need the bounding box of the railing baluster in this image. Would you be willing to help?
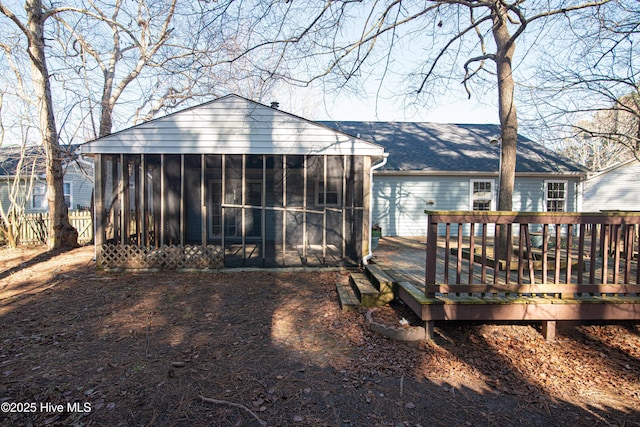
[493,223,500,285]
[624,225,633,284]
[518,224,525,285]
[523,224,535,284]
[481,223,488,284]
[456,223,463,284]
[444,223,451,284]
[566,224,573,284]
[542,224,549,285]
[601,224,609,285]
[554,224,562,284]
[469,223,475,285]
[505,224,513,285]
[577,224,585,285]
[589,224,598,284]
[613,224,621,284]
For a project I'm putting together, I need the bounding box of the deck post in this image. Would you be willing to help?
[425,217,438,296]
[541,320,556,341]
[424,320,435,340]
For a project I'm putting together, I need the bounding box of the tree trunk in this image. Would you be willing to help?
[491,1,517,213]
[25,0,78,249]
[491,1,518,260]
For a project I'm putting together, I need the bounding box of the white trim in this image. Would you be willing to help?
[63,181,73,209]
[544,180,568,212]
[469,179,496,211]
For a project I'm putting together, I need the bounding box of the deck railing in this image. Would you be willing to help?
[425,211,640,293]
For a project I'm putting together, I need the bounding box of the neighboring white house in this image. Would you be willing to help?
[582,159,640,212]
[0,145,94,214]
[323,121,587,237]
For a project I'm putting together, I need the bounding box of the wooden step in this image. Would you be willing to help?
[364,264,395,301]
[336,281,360,311]
[350,272,381,307]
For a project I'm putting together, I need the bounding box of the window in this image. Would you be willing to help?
[317,178,341,207]
[31,182,72,209]
[32,183,46,209]
[470,180,494,211]
[63,182,72,208]
[545,181,567,212]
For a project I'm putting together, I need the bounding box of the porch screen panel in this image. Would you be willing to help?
[146,155,161,248]
[326,156,345,261]
[265,155,284,265]
[265,209,283,266]
[286,156,304,207]
[345,208,363,263]
[184,155,202,244]
[224,156,243,266]
[164,155,182,245]
[265,155,283,208]
[326,209,343,261]
[345,156,364,207]
[284,156,305,263]
[206,155,222,242]
[102,155,115,243]
[305,156,324,263]
[306,212,324,265]
[285,210,304,263]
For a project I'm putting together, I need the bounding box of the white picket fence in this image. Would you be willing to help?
[0,210,93,246]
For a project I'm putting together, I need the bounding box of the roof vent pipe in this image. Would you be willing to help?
[270,101,279,109]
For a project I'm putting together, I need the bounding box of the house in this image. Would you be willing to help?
[582,158,640,212]
[322,122,587,237]
[0,144,93,215]
[80,94,387,269]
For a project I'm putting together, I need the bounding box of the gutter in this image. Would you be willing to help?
[362,153,388,265]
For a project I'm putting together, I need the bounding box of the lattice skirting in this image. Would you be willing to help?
[98,244,224,270]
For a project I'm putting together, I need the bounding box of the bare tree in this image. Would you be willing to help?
[0,90,40,248]
[0,0,280,248]
[525,1,639,170]
[0,0,78,249]
[236,0,611,211]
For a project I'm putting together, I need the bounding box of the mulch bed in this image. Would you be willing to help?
[1,246,639,426]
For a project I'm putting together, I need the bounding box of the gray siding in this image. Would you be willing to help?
[3,161,95,214]
[583,161,640,212]
[373,174,582,237]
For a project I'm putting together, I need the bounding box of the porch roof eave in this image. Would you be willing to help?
[79,145,386,158]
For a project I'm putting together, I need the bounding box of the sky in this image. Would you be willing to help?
[276,83,501,125]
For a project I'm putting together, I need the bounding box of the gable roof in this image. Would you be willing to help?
[585,158,639,180]
[81,94,386,158]
[321,121,585,175]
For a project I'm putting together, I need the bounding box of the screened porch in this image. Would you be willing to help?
[93,153,370,269]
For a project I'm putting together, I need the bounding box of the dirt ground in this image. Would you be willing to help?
[1,246,639,427]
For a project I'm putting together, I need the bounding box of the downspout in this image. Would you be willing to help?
[362,153,388,265]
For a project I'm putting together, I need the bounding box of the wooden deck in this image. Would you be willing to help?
[371,212,640,340]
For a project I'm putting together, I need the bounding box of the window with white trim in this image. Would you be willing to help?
[32,183,46,209]
[545,180,567,212]
[470,180,495,211]
[32,182,72,209]
[63,182,72,208]
[316,178,341,207]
